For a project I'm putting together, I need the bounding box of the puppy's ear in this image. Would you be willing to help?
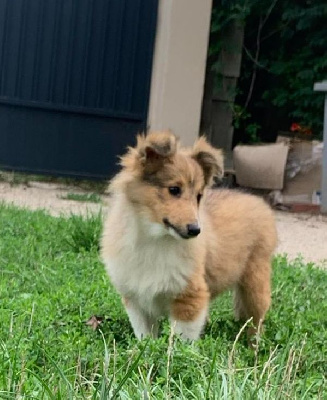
[138,131,178,172]
[192,137,224,186]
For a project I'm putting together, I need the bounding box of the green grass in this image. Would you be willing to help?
[0,204,326,399]
[60,193,102,204]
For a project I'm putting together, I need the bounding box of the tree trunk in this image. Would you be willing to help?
[201,19,244,157]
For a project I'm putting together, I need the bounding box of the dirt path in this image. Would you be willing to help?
[274,211,326,266]
[0,181,326,267]
[0,181,103,216]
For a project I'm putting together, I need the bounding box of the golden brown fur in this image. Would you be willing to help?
[101,131,277,341]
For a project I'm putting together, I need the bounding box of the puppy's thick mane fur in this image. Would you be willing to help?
[101,131,277,341]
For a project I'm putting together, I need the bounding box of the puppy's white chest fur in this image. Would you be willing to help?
[103,214,197,316]
[106,238,193,303]
[101,193,201,319]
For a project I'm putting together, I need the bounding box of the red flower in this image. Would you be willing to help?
[290,123,300,132]
[303,127,312,135]
[290,123,312,136]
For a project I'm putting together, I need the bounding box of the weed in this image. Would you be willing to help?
[60,193,102,204]
[0,169,108,193]
[66,211,103,252]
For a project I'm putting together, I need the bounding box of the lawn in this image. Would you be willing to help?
[0,204,326,399]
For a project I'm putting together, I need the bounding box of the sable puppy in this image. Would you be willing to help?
[101,131,277,340]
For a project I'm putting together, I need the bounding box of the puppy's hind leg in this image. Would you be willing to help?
[234,286,248,322]
[123,298,158,340]
[234,254,272,337]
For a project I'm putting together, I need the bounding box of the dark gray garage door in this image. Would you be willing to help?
[0,0,158,178]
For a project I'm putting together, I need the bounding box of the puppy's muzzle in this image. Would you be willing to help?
[163,219,201,239]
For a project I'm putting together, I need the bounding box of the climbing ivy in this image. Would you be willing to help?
[210,0,327,141]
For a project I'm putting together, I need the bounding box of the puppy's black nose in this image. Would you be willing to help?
[187,223,201,237]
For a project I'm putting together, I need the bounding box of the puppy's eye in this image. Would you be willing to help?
[197,193,203,204]
[168,187,181,197]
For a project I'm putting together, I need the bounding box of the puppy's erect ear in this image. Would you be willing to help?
[192,137,224,186]
[138,131,178,172]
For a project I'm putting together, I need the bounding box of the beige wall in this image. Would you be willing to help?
[147,0,213,146]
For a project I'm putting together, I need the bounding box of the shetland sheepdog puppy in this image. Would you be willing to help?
[101,131,277,341]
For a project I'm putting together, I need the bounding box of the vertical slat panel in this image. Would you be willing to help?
[48,0,61,103]
[0,0,9,95]
[20,0,40,100]
[52,0,72,104]
[68,0,89,106]
[132,0,159,116]
[80,0,94,106]
[31,0,45,100]
[95,0,110,108]
[2,0,23,97]
[101,0,124,110]
[15,0,27,98]
[114,0,146,112]
[64,0,77,105]
[126,0,142,112]
[83,1,110,108]
[110,0,126,110]
[36,1,56,102]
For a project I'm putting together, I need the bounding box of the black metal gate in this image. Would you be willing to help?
[0,0,158,179]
